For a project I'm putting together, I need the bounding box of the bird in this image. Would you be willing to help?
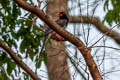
[39,12,69,57]
[42,12,69,41]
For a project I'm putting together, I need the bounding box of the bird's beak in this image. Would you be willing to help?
[56,13,62,17]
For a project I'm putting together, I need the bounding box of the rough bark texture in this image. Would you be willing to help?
[46,41,71,80]
[46,0,71,80]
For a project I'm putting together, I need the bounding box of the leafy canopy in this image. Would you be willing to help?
[0,0,47,79]
[104,0,120,26]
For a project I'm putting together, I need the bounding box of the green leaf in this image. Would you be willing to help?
[23,72,29,80]
[16,19,25,24]
[7,60,16,75]
[0,69,8,80]
[103,0,120,27]
[36,59,43,68]
[28,48,34,60]
[42,51,48,67]
[104,0,109,11]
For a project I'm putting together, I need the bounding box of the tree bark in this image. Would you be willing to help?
[46,0,71,80]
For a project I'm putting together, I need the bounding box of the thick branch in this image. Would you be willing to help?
[13,0,102,80]
[0,40,40,80]
[70,16,120,45]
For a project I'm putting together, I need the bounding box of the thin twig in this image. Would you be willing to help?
[90,23,120,48]
[98,37,106,67]
[42,1,49,10]
[86,3,99,46]
[37,0,43,8]
[91,46,120,50]
[69,57,87,80]
[102,70,120,76]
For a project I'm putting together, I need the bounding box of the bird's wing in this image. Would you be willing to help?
[55,19,68,27]
[41,27,53,37]
[41,19,68,37]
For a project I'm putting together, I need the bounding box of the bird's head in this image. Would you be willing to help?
[56,12,69,21]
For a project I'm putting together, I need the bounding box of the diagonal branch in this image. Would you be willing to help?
[70,16,120,45]
[0,40,40,80]
[13,0,102,80]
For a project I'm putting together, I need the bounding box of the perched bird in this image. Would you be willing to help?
[39,12,68,57]
[42,12,69,41]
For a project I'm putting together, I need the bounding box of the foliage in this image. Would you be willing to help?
[104,0,120,26]
[0,0,47,79]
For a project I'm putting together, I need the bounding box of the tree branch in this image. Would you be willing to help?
[70,16,120,45]
[13,0,102,80]
[0,40,40,80]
